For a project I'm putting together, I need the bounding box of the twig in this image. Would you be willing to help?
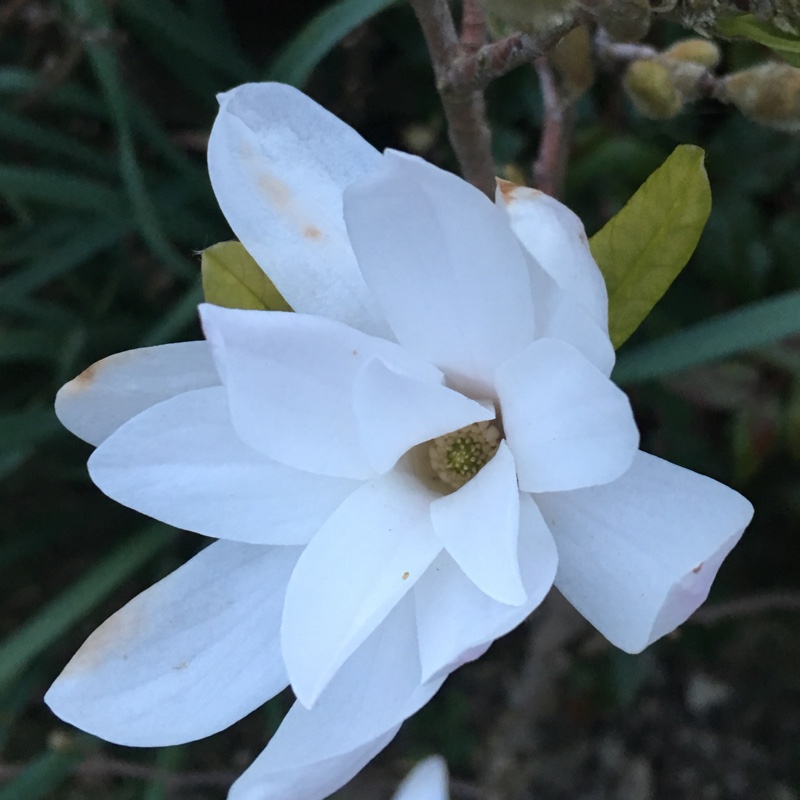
[409,0,495,196]
[460,0,486,51]
[691,590,800,626]
[532,57,575,198]
[444,16,579,93]
[479,591,589,800]
[0,754,237,788]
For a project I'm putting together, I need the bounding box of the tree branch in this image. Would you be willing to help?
[410,0,496,196]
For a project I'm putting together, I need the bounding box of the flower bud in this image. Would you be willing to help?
[550,24,595,99]
[482,0,578,35]
[581,0,651,41]
[717,62,800,132]
[664,37,722,68]
[624,59,684,119]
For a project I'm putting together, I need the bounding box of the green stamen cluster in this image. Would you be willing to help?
[429,421,501,490]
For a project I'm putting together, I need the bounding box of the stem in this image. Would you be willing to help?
[409,0,496,196]
[532,57,575,198]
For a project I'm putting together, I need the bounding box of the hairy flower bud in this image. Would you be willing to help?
[482,0,579,35]
[581,0,651,41]
[550,24,595,99]
[624,59,684,119]
[717,62,800,132]
[664,37,722,68]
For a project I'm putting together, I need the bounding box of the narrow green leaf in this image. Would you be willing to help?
[589,144,712,348]
[614,289,800,384]
[268,0,399,87]
[0,524,176,694]
[139,284,205,347]
[716,14,800,67]
[0,408,61,452]
[201,241,291,311]
[0,746,87,800]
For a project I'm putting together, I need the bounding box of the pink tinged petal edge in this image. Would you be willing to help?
[392,756,450,800]
[528,260,615,377]
[353,357,495,474]
[344,150,535,395]
[207,82,390,337]
[497,182,608,329]
[281,469,443,708]
[88,387,359,545]
[415,492,558,683]
[495,338,639,493]
[430,442,526,606]
[536,451,754,653]
[199,304,441,480]
[45,541,299,747]
[231,597,447,800]
[55,341,219,446]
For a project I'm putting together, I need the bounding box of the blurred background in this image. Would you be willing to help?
[1,1,799,798]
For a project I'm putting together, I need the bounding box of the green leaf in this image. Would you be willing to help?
[716,14,800,67]
[201,241,292,312]
[267,0,399,87]
[614,289,800,384]
[589,144,712,348]
[0,743,92,800]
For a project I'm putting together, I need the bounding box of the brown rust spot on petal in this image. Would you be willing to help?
[303,224,323,240]
[496,178,520,203]
[257,172,292,209]
[692,562,704,574]
[60,598,148,677]
[402,571,410,580]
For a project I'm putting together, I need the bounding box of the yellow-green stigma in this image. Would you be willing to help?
[429,421,501,490]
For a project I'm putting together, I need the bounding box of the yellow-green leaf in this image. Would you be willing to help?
[201,241,291,312]
[589,144,711,348]
[716,14,800,67]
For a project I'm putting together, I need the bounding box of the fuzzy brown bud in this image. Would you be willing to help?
[624,59,684,118]
[717,62,800,132]
[482,0,579,35]
[581,0,651,41]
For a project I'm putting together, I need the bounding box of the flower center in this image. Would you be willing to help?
[429,421,501,490]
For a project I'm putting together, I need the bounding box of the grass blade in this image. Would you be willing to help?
[267,0,400,87]
[614,290,800,384]
[0,524,177,694]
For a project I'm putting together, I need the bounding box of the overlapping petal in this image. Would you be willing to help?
[496,338,639,493]
[231,598,445,800]
[281,470,442,707]
[345,151,535,394]
[208,82,389,336]
[537,451,754,652]
[200,304,441,480]
[393,756,449,800]
[497,181,608,328]
[55,342,219,446]
[415,492,558,682]
[45,541,298,746]
[430,442,526,606]
[353,357,494,473]
[88,387,358,545]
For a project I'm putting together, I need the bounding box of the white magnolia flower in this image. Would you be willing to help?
[392,756,449,800]
[46,83,753,800]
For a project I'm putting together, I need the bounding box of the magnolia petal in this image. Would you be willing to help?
[537,451,754,653]
[496,338,639,493]
[353,357,494,474]
[231,598,446,800]
[200,304,440,480]
[529,263,615,377]
[497,182,608,329]
[415,492,558,682]
[88,387,358,545]
[393,756,449,800]
[281,470,442,707]
[45,541,299,746]
[430,442,525,605]
[208,82,389,336]
[55,342,219,446]
[345,150,535,394]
